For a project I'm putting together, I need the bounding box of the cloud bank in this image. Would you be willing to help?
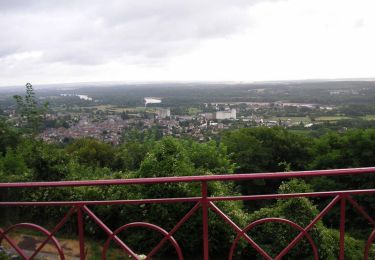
[1,0,374,86]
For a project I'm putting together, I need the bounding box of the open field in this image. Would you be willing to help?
[315,116,352,121]
[268,116,311,123]
[187,107,202,115]
[85,105,156,113]
[361,115,375,120]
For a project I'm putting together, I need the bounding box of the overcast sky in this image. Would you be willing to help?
[1,0,375,87]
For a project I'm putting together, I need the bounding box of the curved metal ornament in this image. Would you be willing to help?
[0,223,65,260]
[102,222,183,260]
[229,218,318,260]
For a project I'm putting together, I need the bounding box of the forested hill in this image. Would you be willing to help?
[2,80,375,107]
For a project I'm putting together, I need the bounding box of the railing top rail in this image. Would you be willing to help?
[0,167,374,189]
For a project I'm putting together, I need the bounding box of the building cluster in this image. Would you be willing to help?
[39,115,128,145]
[155,108,171,119]
[200,108,237,120]
[38,107,238,144]
[37,99,335,144]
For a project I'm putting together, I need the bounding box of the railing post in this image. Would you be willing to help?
[77,206,85,260]
[202,181,209,260]
[339,196,346,260]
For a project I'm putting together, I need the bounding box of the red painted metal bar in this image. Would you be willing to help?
[0,167,374,259]
[210,189,375,202]
[102,222,184,260]
[275,195,342,259]
[229,218,319,260]
[29,206,77,259]
[0,197,200,207]
[77,207,85,260]
[346,196,375,225]
[201,181,209,260]
[339,196,346,260]
[81,205,139,259]
[1,223,65,260]
[146,202,201,259]
[0,167,374,188]
[0,190,374,207]
[0,230,29,259]
[209,201,273,260]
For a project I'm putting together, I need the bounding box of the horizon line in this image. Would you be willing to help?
[1,76,375,89]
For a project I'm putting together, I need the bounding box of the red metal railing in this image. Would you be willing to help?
[0,167,374,259]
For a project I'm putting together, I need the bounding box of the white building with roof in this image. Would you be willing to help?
[215,108,236,120]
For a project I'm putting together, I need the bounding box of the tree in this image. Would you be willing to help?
[221,127,313,206]
[113,141,149,171]
[16,139,68,181]
[243,179,364,259]
[134,137,248,258]
[222,127,312,173]
[65,138,116,169]
[0,119,21,155]
[308,129,375,236]
[139,137,194,178]
[13,83,48,135]
[183,139,235,174]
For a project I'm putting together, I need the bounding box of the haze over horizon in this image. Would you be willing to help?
[1,0,375,87]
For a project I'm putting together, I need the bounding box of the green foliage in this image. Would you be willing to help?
[66,138,115,169]
[113,142,150,171]
[241,180,364,259]
[135,137,248,257]
[221,127,313,208]
[139,137,194,178]
[0,148,28,179]
[308,129,375,236]
[0,125,374,258]
[0,119,20,155]
[222,127,312,173]
[319,228,365,260]
[13,83,48,135]
[184,140,235,174]
[340,103,375,116]
[17,139,68,181]
[309,129,375,169]
[243,179,321,258]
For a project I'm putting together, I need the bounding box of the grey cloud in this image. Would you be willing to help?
[0,0,275,65]
[354,19,364,28]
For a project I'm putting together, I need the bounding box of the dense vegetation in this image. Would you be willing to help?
[1,119,374,258]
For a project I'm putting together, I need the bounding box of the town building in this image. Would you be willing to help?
[215,108,236,120]
[155,108,171,119]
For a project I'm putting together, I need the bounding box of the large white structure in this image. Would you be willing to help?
[144,97,162,106]
[155,108,171,119]
[215,108,236,120]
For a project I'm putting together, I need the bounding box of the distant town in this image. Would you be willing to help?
[2,80,375,145]
[35,97,334,144]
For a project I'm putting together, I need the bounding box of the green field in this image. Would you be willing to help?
[188,107,202,115]
[361,115,375,121]
[268,116,311,123]
[315,116,352,121]
[89,105,153,113]
[289,129,313,135]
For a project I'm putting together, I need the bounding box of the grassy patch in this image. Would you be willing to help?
[361,115,375,121]
[88,105,152,113]
[289,129,312,135]
[268,116,311,123]
[187,107,202,115]
[315,116,352,121]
